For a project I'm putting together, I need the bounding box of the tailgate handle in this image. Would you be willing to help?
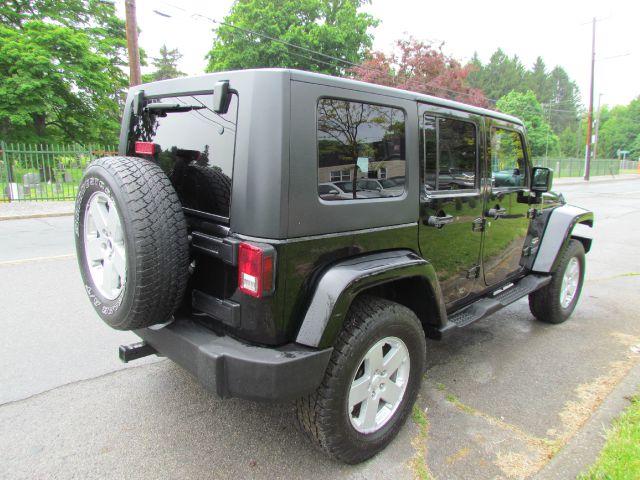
[426,214,454,228]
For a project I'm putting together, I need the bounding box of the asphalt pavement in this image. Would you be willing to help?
[0,178,639,479]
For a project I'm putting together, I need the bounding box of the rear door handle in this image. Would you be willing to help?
[426,214,454,228]
[487,207,507,219]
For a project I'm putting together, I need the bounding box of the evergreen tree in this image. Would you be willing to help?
[145,45,185,82]
[466,49,526,101]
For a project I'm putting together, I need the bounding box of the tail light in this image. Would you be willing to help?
[134,141,156,155]
[238,242,275,298]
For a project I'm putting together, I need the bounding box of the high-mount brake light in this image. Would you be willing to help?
[238,242,275,298]
[135,141,156,155]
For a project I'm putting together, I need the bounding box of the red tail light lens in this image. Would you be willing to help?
[238,242,275,298]
[134,141,156,155]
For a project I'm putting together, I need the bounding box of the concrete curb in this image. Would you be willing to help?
[0,212,74,221]
[554,175,639,186]
[0,200,75,221]
[535,362,640,479]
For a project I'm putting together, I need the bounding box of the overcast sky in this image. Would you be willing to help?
[119,0,638,108]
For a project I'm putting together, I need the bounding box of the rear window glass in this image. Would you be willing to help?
[317,99,406,201]
[128,93,238,217]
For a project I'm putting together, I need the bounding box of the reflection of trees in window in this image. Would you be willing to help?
[490,129,524,172]
[318,99,405,199]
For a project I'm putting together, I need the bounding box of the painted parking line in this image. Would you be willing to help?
[0,253,75,266]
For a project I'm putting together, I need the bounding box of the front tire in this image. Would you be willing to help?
[296,296,426,464]
[529,239,585,324]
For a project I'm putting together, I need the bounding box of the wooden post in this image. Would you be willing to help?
[125,0,142,86]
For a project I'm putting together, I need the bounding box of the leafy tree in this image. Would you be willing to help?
[0,1,128,143]
[496,91,558,157]
[143,45,185,83]
[597,98,640,158]
[206,0,378,75]
[351,38,487,107]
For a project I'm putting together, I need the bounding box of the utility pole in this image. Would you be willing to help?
[125,0,142,86]
[584,17,596,181]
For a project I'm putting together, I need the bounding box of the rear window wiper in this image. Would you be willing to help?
[144,102,206,113]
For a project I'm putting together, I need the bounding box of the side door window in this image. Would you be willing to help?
[419,113,484,307]
[482,126,530,286]
[489,128,527,189]
[424,117,477,191]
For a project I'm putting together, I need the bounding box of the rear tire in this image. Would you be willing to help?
[529,239,585,324]
[295,296,426,464]
[75,156,189,330]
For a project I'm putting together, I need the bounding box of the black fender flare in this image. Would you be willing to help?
[295,250,446,349]
[532,204,594,273]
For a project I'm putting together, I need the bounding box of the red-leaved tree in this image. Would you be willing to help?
[350,38,488,107]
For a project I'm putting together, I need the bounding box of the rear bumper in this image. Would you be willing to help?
[135,318,332,401]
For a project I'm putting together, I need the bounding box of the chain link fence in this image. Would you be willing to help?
[532,157,622,178]
[0,142,116,202]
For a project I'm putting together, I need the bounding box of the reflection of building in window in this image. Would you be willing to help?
[317,99,406,199]
[330,170,351,182]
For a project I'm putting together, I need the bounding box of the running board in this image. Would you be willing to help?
[442,274,552,332]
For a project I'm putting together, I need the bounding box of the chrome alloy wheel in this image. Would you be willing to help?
[560,257,580,308]
[83,191,127,300]
[348,336,410,434]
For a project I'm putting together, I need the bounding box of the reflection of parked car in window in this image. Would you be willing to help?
[492,168,525,187]
[356,178,404,197]
[319,181,380,200]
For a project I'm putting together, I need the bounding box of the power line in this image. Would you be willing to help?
[153,3,493,103]
[151,2,580,115]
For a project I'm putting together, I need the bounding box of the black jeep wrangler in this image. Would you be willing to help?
[74,69,593,463]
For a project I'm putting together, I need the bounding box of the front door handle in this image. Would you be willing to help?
[487,207,507,219]
[426,214,454,228]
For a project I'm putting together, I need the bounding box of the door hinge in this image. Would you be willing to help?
[527,208,538,219]
[522,246,532,257]
[466,265,481,279]
[472,217,485,232]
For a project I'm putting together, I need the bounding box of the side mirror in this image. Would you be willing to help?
[531,167,553,192]
[213,80,230,113]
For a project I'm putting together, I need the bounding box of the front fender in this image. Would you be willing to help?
[532,204,594,273]
[295,250,445,348]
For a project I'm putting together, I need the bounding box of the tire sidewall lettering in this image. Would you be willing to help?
[76,166,131,323]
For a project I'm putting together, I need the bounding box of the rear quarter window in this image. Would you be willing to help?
[317,98,406,201]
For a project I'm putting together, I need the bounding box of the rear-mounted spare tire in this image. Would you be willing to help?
[74,156,189,330]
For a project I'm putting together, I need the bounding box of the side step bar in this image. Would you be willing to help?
[119,341,157,363]
[442,274,552,333]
